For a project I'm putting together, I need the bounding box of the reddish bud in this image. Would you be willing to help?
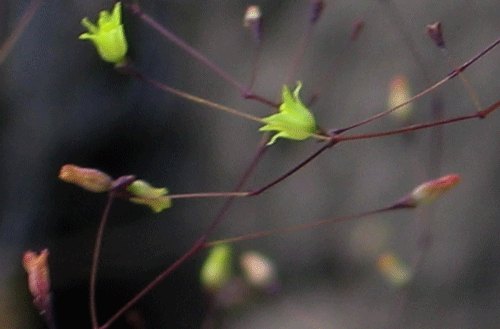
[243,5,263,43]
[426,22,445,48]
[59,164,113,193]
[22,248,54,328]
[410,174,461,205]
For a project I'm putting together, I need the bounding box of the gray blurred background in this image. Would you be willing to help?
[1,0,500,328]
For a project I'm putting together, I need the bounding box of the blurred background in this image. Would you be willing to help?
[1,0,500,328]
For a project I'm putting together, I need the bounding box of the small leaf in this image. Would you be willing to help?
[260,82,317,145]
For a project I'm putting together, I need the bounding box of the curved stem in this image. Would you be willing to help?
[99,137,270,329]
[334,103,500,142]
[334,35,500,134]
[248,137,336,196]
[118,64,328,141]
[206,207,401,247]
[125,3,278,107]
[90,195,114,329]
[99,236,206,329]
[168,191,249,199]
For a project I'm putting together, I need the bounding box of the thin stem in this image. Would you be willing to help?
[0,0,42,64]
[246,99,500,200]
[248,42,262,91]
[248,137,336,196]
[283,1,324,87]
[119,65,265,124]
[90,195,114,329]
[335,76,449,134]
[441,48,483,113]
[376,0,431,84]
[100,137,270,329]
[118,64,329,141]
[335,35,500,134]
[125,3,277,107]
[335,99,500,142]
[206,206,402,247]
[99,236,206,329]
[283,28,313,87]
[168,191,250,199]
[308,19,364,106]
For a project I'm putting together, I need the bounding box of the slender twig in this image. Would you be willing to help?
[206,205,409,247]
[118,64,266,122]
[335,100,500,142]
[0,0,42,64]
[248,43,263,91]
[283,1,325,87]
[376,0,431,84]
[334,35,500,134]
[308,19,364,106]
[168,191,249,199]
[99,236,206,329]
[118,64,329,141]
[90,195,115,329]
[125,3,278,107]
[442,49,483,113]
[248,137,336,196]
[246,99,500,198]
[99,137,270,329]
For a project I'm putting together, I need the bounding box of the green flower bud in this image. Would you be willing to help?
[79,2,128,64]
[260,82,317,145]
[200,245,232,292]
[126,180,172,213]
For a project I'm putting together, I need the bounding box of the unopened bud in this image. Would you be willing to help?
[23,249,51,300]
[376,252,410,287]
[126,180,172,213]
[240,251,278,292]
[243,5,261,27]
[200,245,232,292]
[426,22,445,48]
[388,75,413,122]
[59,164,113,193]
[410,174,461,206]
[243,5,263,44]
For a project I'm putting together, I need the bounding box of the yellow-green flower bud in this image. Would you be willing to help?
[376,252,411,287]
[79,2,128,64]
[126,180,172,213]
[200,244,232,292]
[260,82,317,145]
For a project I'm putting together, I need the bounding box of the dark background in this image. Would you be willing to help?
[1,0,500,328]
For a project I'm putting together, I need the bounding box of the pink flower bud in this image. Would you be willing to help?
[410,174,461,205]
